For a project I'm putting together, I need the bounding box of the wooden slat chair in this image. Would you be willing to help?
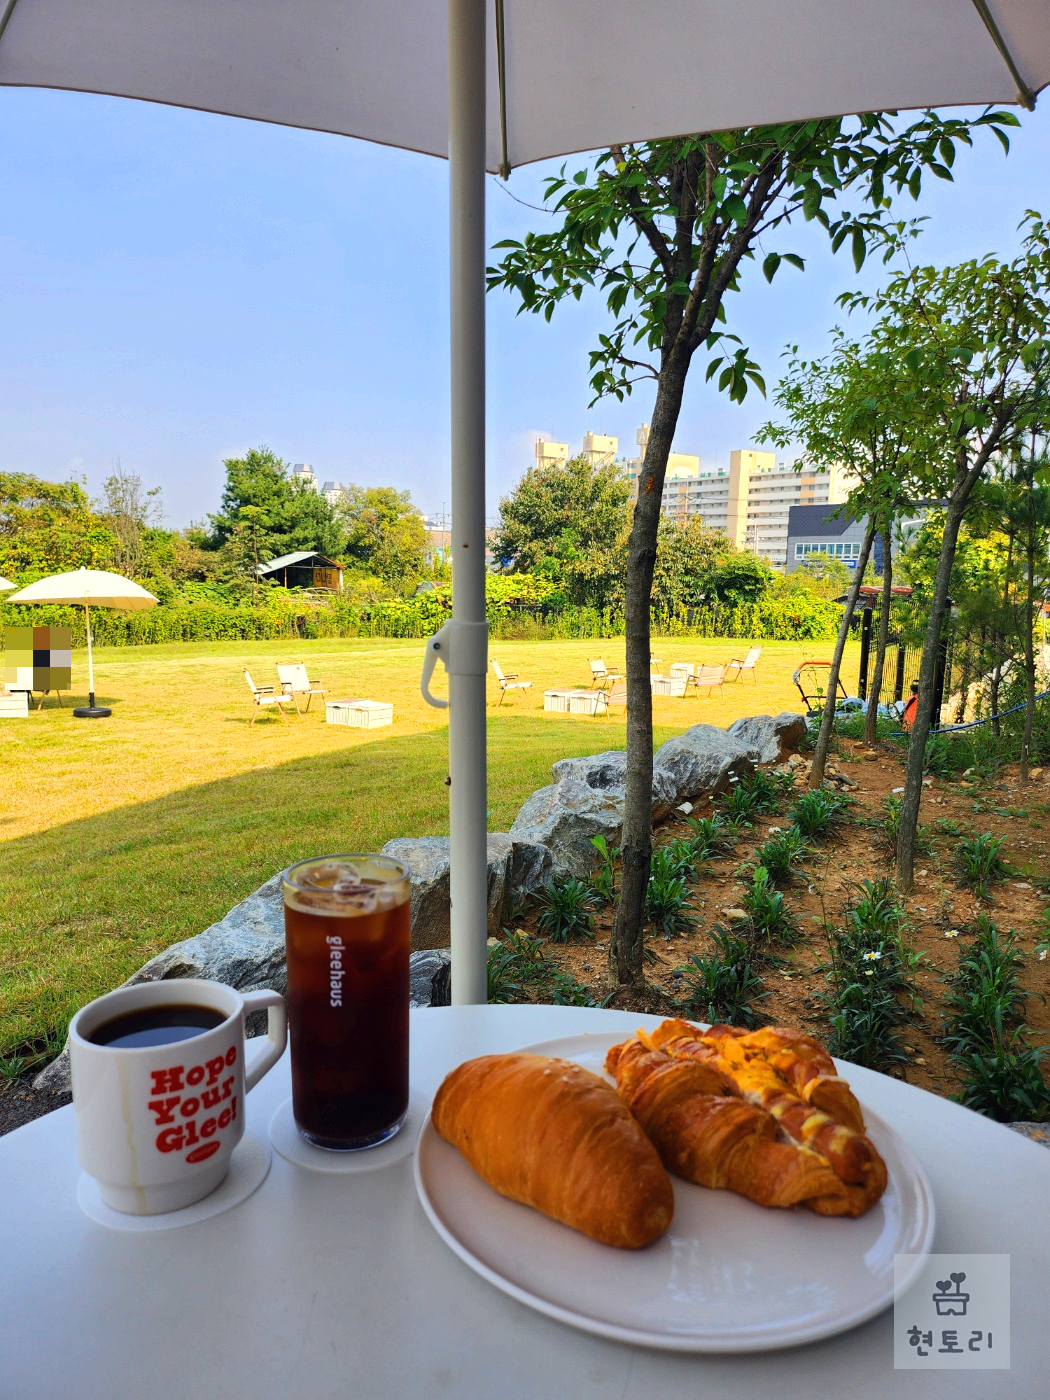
[244,670,292,725]
[725,646,762,682]
[687,664,726,698]
[588,658,623,690]
[491,661,533,706]
[599,684,628,717]
[277,663,327,713]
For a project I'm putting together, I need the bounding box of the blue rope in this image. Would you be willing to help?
[885,687,1050,739]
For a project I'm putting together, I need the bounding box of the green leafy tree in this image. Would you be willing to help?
[207,446,343,560]
[490,108,1015,986]
[763,331,924,774]
[337,486,428,589]
[95,463,163,579]
[837,215,1050,888]
[651,516,731,612]
[494,455,630,609]
[0,473,116,579]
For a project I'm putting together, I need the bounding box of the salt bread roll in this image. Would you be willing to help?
[431,1053,674,1248]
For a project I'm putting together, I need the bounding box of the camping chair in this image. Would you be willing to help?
[725,646,762,682]
[588,658,623,690]
[687,664,726,698]
[600,684,628,717]
[277,663,327,713]
[244,670,292,725]
[491,661,533,706]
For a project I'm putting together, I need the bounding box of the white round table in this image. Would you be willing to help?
[0,1004,1046,1398]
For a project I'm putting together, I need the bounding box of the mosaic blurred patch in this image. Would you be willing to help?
[4,625,72,693]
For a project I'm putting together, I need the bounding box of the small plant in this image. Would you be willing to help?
[718,780,762,828]
[486,944,525,1004]
[753,827,807,887]
[955,832,1009,896]
[789,787,850,842]
[549,971,609,1008]
[534,877,598,943]
[677,926,768,1028]
[847,877,907,946]
[923,733,963,778]
[657,839,698,881]
[743,867,797,948]
[685,813,731,860]
[826,988,910,1071]
[737,769,784,816]
[646,853,698,936]
[951,1041,1050,1122]
[588,834,618,904]
[500,928,555,981]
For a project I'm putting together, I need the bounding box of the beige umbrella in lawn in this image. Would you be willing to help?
[0,576,15,590]
[7,568,157,718]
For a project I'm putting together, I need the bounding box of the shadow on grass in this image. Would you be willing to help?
[0,713,680,1059]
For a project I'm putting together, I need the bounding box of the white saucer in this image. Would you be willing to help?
[268,1093,425,1173]
[77,1131,271,1232]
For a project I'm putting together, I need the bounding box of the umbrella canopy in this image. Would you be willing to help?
[1,0,1046,996]
[0,575,14,590]
[8,569,157,718]
[7,568,158,610]
[0,2,1045,167]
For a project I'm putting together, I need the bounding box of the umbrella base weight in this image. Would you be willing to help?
[73,706,111,719]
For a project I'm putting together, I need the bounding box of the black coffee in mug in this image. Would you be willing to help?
[87,1004,227,1050]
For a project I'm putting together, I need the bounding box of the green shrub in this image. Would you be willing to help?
[677,927,768,1028]
[753,828,807,887]
[955,833,1009,896]
[790,787,850,841]
[684,814,731,860]
[588,835,618,905]
[646,854,698,937]
[534,879,598,943]
[743,868,797,948]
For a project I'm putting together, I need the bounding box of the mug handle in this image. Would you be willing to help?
[241,989,288,1092]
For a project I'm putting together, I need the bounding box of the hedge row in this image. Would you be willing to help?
[0,589,840,648]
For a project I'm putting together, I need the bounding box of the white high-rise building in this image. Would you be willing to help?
[534,438,569,469]
[291,463,318,491]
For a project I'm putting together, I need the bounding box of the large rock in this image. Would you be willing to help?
[508,838,553,906]
[380,835,513,949]
[653,725,756,803]
[510,776,623,882]
[726,711,808,764]
[551,751,678,821]
[409,948,451,1008]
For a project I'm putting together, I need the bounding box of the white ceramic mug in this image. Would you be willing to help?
[69,979,287,1215]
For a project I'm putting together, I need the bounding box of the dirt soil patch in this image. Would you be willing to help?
[512,737,1050,1103]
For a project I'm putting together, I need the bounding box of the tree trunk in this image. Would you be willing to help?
[808,519,877,788]
[863,527,893,747]
[896,492,969,890]
[609,355,689,987]
[1021,502,1037,782]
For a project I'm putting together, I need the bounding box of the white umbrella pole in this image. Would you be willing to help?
[85,603,96,705]
[447,0,489,1005]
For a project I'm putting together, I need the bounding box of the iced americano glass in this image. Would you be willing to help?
[283,854,410,1150]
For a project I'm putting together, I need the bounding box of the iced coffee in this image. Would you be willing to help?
[283,854,410,1150]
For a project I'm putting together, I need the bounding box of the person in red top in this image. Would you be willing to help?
[901,682,919,732]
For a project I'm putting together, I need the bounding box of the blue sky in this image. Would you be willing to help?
[0,88,1048,528]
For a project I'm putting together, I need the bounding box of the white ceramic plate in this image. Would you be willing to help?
[414,1031,935,1352]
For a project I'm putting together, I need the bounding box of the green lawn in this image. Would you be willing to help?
[1,635,856,1064]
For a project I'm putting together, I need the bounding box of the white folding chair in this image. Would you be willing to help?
[277,663,328,713]
[491,661,533,706]
[588,658,623,690]
[687,664,726,698]
[725,646,762,682]
[244,670,292,725]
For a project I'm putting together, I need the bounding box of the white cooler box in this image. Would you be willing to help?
[650,675,687,697]
[543,689,576,712]
[325,699,394,729]
[668,662,695,680]
[0,690,30,718]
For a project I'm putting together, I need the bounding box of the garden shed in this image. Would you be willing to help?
[257,551,343,592]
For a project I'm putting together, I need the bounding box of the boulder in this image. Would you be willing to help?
[409,948,451,1008]
[510,774,624,882]
[508,838,553,905]
[511,748,679,881]
[653,725,755,803]
[726,712,808,764]
[551,751,678,821]
[380,835,513,949]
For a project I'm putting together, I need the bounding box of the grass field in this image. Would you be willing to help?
[1,634,859,1065]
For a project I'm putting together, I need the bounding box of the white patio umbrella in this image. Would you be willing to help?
[0,1,1046,999]
[0,575,15,590]
[7,568,157,718]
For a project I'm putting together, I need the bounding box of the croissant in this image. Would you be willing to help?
[606,1039,854,1214]
[644,1022,887,1216]
[431,1053,674,1249]
[703,1024,866,1133]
